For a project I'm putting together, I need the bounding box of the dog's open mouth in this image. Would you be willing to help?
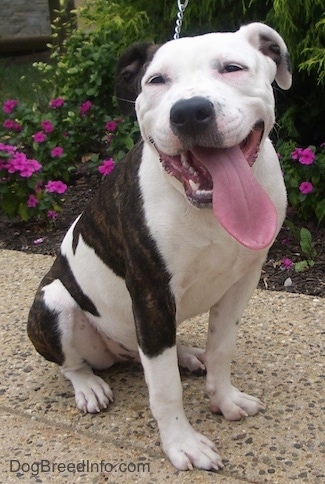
[155,122,278,251]
[158,123,263,206]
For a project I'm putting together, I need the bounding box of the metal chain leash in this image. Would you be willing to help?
[173,0,189,39]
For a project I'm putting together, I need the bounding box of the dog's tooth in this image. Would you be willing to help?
[197,189,212,196]
[181,153,190,169]
[189,179,200,191]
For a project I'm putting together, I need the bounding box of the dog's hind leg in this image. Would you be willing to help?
[60,311,115,413]
[29,278,114,413]
[177,344,206,373]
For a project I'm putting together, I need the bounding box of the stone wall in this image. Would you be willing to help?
[0,0,51,38]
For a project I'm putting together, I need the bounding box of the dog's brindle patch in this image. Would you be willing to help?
[27,296,64,365]
[27,253,101,365]
[28,142,176,361]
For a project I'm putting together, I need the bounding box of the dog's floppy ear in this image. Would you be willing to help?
[115,42,160,115]
[240,22,292,90]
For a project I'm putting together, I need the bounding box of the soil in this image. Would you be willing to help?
[0,174,324,297]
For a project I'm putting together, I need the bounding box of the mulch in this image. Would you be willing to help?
[0,174,324,297]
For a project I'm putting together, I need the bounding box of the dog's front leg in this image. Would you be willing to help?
[130,283,222,471]
[206,263,265,421]
[138,345,222,471]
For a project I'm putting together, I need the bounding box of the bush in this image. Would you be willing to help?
[36,0,150,115]
[0,97,138,221]
[278,141,325,224]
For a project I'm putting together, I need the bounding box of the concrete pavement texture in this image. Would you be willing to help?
[0,249,324,483]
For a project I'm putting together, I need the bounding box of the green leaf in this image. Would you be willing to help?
[294,260,309,272]
[299,228,312,254]
[315,199,325,224]
[18,202,30,221]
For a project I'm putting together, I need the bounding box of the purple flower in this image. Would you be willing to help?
[49,97,65,108]
[3,99,18,114]
[291,147,315,165]
[47,210,59,220]
[45,180,68,194]
[13,122,23,132]
[105,121,117,132]
[299,181,313,194]
[281,257,294,269]
[3,120,23,132]
[21,159,42,178]
[6,152,28,174]
[27,194,39,208]
[41,120,54,133]
[98,158,115,176]
[51,146,64,158]
[3,119,16,130]
[5,153,41,177]
[80,100,92,117]
[33,237,45,245]
[33,131,47,143]
[0,143,17,153]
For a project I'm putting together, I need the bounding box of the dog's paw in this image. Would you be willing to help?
[177,345,206,374]
[74,374,114,413]
[164,429,223,471]
[209,386,265,420]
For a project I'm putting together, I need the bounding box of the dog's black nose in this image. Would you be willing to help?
[170,97,215,136]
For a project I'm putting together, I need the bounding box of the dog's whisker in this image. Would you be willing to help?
[114,96,136,105]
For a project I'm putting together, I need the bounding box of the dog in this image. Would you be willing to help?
[27,23,291,471]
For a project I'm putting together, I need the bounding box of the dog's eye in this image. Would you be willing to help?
[147,75,166,85]
[223,64,244,73]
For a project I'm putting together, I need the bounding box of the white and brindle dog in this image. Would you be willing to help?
[28,23,291,471]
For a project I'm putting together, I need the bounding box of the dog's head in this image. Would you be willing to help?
[116,23,291,250]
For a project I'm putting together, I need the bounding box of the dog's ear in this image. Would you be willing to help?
[240,22,292,90]
[115,42,160,115]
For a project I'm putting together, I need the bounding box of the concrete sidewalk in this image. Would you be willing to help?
[0,249,324,483]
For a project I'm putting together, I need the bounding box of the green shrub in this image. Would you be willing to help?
[278,141,325,224]
[36,0,150,115]
[0,97,138,221]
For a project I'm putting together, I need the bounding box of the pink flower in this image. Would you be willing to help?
[27,194,39,208]
[49,97,65,108]
[291,147,302,160]
[47,210,59,220]
[5,153,41,177]
[51,146,64,158]
[6,152,28,173]
[3,99,18,114]
[33,131,47,143]
[13,122,22,132]
[105,121,117,132]
[45,180,68,194]
[33,237,45,245]
[0,143,16,153]
[3,120,23,132]
[20,159,42,178]
[281,257,293,269]
[41,120,54,133]
[80,100,92,117]
[291,147,315,165]
[299,148,315,165]
[299,181,313,194]
[98,158,115,175]
[3,119,15,130]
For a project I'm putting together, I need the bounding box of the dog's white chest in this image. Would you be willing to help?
[139,152,265,322]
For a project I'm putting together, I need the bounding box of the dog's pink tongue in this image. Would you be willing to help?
[192,146,277,250]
